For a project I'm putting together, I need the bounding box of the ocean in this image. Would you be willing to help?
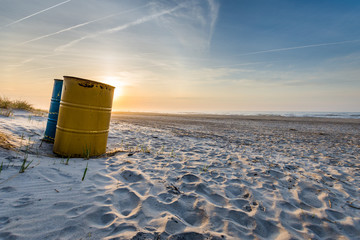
[182,111,360,119]
[112,110,360,119]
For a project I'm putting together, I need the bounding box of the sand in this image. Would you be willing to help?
[0,110,359,239]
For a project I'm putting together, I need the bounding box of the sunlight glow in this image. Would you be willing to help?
[101,76,124,100]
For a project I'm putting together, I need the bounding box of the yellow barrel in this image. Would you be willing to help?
[53,76,115,157]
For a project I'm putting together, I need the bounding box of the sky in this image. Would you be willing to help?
[1,0,360,112]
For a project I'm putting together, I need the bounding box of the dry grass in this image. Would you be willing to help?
[0,109,13,117]
[0,131,15,150]
[0,96,33,111]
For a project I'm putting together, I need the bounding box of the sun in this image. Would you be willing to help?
[101,76,124,100]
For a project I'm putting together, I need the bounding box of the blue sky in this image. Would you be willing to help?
[1,0,359,112]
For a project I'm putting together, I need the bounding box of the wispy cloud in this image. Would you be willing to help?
[240,39,360,56]
[207,0,220,44]
[156,0,220,51]
[2,0,72,28]
[55,4,182,52]
[18,4,150,46]
[5,52,61,68]
[104,5,181,35]
[18,14,117,45]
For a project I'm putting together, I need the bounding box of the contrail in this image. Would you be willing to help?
[55,4,182,52]
[207,0,220,43]
[19,13,118,45]
[104,5,182,34]
[3,0,72,28]
[240,39,360,56]
[19,3,151,45]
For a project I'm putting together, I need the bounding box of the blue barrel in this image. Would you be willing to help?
[43,79,63,142]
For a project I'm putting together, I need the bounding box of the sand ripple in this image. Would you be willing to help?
[0,111,359,239]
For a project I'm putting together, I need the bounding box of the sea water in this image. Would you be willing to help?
[112,110,360,119]
[172,111,360,119]
[204,111,360,119]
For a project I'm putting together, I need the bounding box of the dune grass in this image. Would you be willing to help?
[0,97,47,117]
[0,96,33,111]
[0,132,15,150]
[0,109,13,117]
[82,163,88,181]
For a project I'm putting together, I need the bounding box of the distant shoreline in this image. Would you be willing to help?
[111,111,360,123]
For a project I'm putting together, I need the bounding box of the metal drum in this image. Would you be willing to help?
[43,79,63,142]
[53,76,115,157]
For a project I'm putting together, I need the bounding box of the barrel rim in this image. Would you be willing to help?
[63,76,115,89]
[54,79,63,82]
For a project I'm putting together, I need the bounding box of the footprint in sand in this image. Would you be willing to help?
[120,170,144,183]
[226,221,251,238]
[181,206,208,227]
[85,206,116,227]
[253,217,279,239]
[165,216,186,234]
[276,200,297,212]
[52,201,76,210]
[90,172,114,185]
[337,223,360,239]
[209,214,224,232]
[228,210,256,229]
[93,194,112,203]
[279,211,303,233]
[224,184,247,199]
[181,173,200,183]
[180,174,201,192]
[298,187,323,208]
[141,195,166,216]
[266,169,285,179]
[172,195,208,227]
[195,183,227,206]
[168,232,223,240]
[108,222,137,237]
[66,204,93,217]
[143,194,208,228]
[325,209,346,221]
[130,232,159,240]
[11,196,35,208]
[230,199,253,212]
[158,192,176,203]
[112,188,140,216]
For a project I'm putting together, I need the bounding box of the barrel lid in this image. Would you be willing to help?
[63,76,115,89]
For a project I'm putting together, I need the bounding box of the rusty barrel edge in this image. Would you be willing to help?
[53,76,115,157]
[43,79,63,142]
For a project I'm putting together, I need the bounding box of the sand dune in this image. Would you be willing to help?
[0,111,359,239]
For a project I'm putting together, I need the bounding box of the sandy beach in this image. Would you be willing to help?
[0,110,359,239]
